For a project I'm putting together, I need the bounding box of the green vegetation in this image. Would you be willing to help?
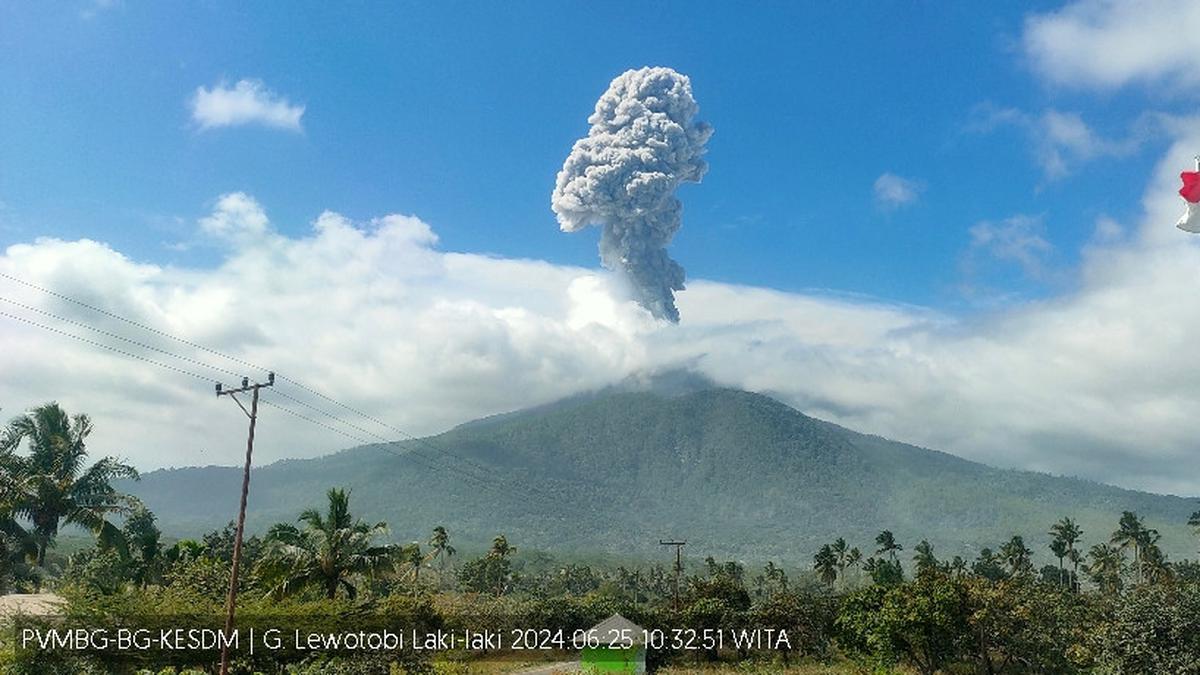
[7,395,1200,672]
[0,402,139,589]
[258,487,400,600]
[122,387,1200,562]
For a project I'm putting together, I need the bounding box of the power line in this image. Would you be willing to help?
[269,387,500,486]
[258,396,507,496]
[0,271,269,376]
[0,307,506,497]
[0,295,246,379]
[0,310,214,383]
[0,270,517,485]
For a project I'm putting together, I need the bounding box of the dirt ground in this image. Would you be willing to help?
[0,593,65,618]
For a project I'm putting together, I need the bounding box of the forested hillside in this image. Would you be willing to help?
[127,386,1199,562]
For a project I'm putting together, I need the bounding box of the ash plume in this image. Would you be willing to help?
[551,67,713,323]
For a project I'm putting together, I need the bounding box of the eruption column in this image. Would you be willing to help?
[551,67,712,322]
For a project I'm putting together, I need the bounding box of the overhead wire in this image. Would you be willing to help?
[0,270,515,482]
[0,306,509,497]
[0,294,246,379]
[0,273,550,498]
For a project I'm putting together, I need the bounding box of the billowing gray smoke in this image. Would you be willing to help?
[551,67,712,323]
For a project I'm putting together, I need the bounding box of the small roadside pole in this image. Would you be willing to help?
[216,373,274,675]
[658,540,686,612]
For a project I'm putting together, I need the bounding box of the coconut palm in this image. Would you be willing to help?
[429,525,456,572]
[4,403,139,566]
[1050,517,1082,553]
[913,539,939,576]
[949,555,968,579]
[764,561,787,595]
[489,535,515,560]
[875,530,902,562]
[846,547,862,584]
[0,437,36,585]
[259,488,397,600]
[1111,511,1154,584]
[813,545,837,588]
[1086,543,1124,594]
[401,542,423,588]
[1049,538,1068,588]
[831,537,849,578]
[999,536,1032,576]
[1066,548,1083,591]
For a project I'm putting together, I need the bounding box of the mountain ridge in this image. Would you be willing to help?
[124,384,1200,564]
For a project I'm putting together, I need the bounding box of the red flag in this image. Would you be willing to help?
[1180,171,1200,203]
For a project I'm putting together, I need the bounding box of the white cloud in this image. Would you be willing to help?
[968,105,1149,180]
[1024,0,1200,92]
[872,173,923,209]
[190,79,305,132]
[967,215,1053,280]
[6,126,1200,496]
[198,192,271,241]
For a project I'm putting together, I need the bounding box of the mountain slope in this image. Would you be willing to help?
[125,386,1200,562]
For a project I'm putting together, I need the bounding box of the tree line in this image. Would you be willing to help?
[6,401,1200,673]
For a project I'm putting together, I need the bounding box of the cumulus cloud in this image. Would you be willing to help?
[872,173,923,209]
[5,125,1200,496]
[968,105,1150,180]
[198,192,271,241]
[190,79,305,132]
[1024,0,1200,92]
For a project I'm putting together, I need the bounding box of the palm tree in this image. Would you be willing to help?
[1140,540,1171,585]
[1049,538,1068,588]
[813,545,837,588]
[0,437,36,587]
[259,488,397,600]
[764,561,787,594]
[751,574,766,601]
[973,547,1005,581]
[831,537,849,583]
[846,547,862,585]
[1086,543,1124,594]
[1050,517,1082,555]
[999,536,1032,576]
[875,530,902,562]
[1111,511,1153,584]
[428,525,456,573]
[949,555,968,579]
[1066,548,1083,591]
[4,403,139,566]
[489,535,515,560]
[401,542,423,589]
[913,540,939,576]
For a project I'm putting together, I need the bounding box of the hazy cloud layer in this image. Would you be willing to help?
[190,79,305,131]
[4,120,1200,496]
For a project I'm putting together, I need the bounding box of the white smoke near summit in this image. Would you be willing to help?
[551,67,713,323]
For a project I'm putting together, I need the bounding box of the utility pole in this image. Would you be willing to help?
[216,373,273,675]
[659,540,686,612]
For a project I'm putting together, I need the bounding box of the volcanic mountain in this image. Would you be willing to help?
[126,380,1199,563]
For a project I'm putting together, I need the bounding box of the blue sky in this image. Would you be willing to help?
[0,2,1168,308]
[7,1,1200,496]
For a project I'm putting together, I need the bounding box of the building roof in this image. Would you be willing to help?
[587,613,646,646]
